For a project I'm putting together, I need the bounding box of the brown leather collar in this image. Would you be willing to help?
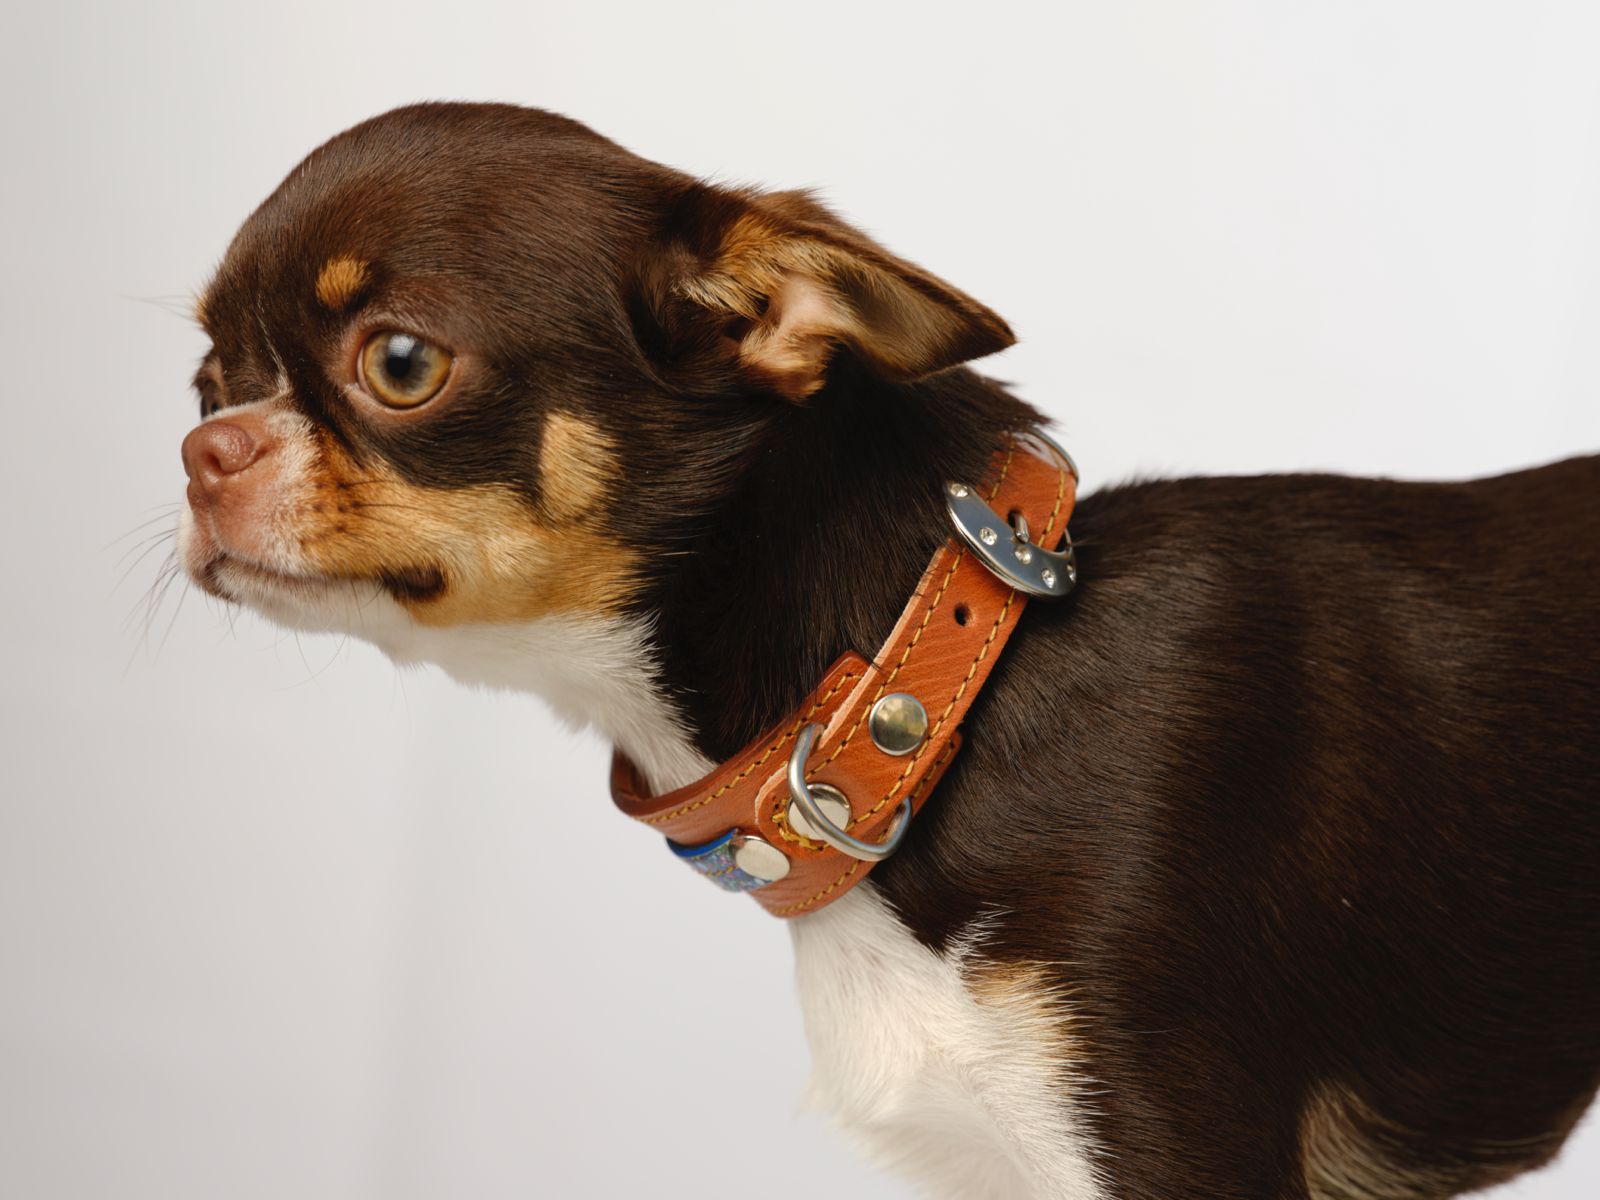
[611,432,1078,917]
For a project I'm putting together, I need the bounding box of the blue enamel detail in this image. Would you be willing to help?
[667,831,770,893]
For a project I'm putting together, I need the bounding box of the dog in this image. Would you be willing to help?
[175,102,1599,1199]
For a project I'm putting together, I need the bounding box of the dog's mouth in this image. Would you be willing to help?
[202,553,443,601]
[201,552,335,597]
[181,509,447,627]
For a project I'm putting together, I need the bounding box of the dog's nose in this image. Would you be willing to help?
[182,420,263,505]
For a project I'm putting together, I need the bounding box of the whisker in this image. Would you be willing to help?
[114,529,178,582]
[142,560,184,648]
[103,505,183,552]
[156,577,193,656]
[116,523,178,558]
[122,293,202,321]
[124,557,178,634]
[290,631,322,691]
[123,552,181,672]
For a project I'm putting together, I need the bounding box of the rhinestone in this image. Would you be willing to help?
[1014,544,1034,564]
[979,527,998,546]
[947,483,969,498]
[869,693,929,756]
[1041,567,1057,588]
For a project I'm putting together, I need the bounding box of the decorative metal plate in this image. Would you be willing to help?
[944,482,1077,599]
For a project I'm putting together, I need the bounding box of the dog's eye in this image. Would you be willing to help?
[359,331,453,409]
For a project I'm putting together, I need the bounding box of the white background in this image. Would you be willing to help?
[2,2,1597,1197]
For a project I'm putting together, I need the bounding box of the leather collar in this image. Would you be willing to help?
[611,432,1078,917]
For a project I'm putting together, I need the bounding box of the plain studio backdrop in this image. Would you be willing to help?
[1,2,1596,1197]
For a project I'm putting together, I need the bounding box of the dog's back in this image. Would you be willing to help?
[876,454,1600,1198]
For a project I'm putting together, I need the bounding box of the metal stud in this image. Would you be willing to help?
[731,834,790,883]
[869,693,929,756]
[787,783,852,842]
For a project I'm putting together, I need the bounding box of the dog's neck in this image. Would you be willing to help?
[389,367,1040,796]
[639,367,1041,773]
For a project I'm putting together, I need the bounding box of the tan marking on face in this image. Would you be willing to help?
[193,292,209,326]
[295,434,634,626]
[314,256,370,311]
[538,412,616,524]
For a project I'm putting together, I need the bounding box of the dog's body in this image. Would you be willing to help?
[176,103,1599,1198]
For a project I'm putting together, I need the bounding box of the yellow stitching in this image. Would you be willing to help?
[774,861,864,915]
[778,441,1032,832]
[772,741,957,916]
[812,550,963,771]
[1045,456,1067,539]
[643,670,858,825]
[856,586,1017,822]
[808,443,1018,776]
[771,445,1068,914]
[988,445,1018,502]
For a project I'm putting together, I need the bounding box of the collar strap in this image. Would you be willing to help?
[611,431,1079,918]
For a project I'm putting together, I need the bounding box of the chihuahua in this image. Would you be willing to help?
[177,103,1598,1199]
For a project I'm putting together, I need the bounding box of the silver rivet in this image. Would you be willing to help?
[788,783,852,842]
[869,693,929,756]
[979,526,998,546]
[1041,567,1057,588]
[947,482,969,498]
[731,835,790,883]
[1014,544,1033,564]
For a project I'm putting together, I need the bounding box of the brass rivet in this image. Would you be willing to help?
[869,693,929,756]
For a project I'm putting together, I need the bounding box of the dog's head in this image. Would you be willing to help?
[178,102,1016,723]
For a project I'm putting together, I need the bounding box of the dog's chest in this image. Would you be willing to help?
[388,616,1105,1196]
[790,889,1106,1200]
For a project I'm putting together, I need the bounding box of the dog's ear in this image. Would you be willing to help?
[629,185,1015,400]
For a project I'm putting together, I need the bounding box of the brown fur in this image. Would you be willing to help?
[181,103,1600,1198]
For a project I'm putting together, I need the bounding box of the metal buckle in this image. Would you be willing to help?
[944,433,1078,599]
[786,723,911,862]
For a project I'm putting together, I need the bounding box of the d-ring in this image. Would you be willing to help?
[786,723,912,862]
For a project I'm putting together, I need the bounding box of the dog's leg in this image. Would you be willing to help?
[792,888,1107,1199]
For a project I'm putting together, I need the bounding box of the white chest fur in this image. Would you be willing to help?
[791,889,1106,1200]
[362,611,1106,1199]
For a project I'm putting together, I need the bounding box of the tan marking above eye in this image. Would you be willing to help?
[358,331,453,409]
[538,412,617,523]
[315,256,370,310]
